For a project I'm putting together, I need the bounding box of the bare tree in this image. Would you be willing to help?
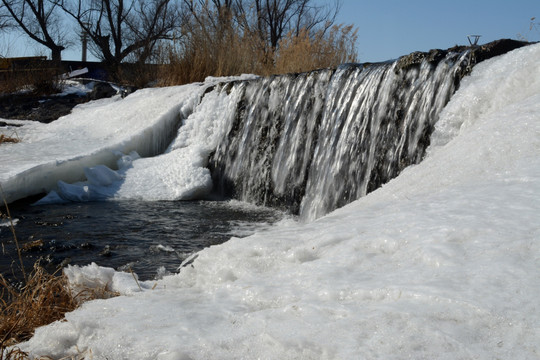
[1,0,69,61]
[242,0,340,51]
[59,0,179,77]
[181,0,340,66]
[181,0,241,40]
[160,0,355,83]
[1,3,11,31]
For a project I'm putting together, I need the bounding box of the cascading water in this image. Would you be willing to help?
[209,51,471,220]
[301,53,470,220]
[210,70,334,213]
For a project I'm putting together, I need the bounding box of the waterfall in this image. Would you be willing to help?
[301,53,470,220]
[210,70,335,213]
[209,51,471,220]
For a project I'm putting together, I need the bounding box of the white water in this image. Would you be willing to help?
[5,44,539,358]
[210,70,334,213]
[300,54,467,220]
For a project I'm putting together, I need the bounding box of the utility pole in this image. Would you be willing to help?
[81,24,89,62]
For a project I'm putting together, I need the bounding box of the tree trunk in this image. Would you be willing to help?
[51,47,63,63]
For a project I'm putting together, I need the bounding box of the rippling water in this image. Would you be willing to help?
[1,199,284,281]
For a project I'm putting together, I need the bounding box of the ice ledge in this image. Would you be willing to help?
[0,84,203,203]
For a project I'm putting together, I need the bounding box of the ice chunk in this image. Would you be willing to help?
[84,165,123,186]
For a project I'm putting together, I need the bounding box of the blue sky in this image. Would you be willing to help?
[1,0,539,62]
[337,0,539,62]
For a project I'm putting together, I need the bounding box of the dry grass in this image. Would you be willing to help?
[274,25,358,74]
[158,19,358,86]
[0,265,78,349]
[0,133,21,145]
[0,67,62,96]
[0,191,118,359]
[0,263,120,360]
[157,19,265,85]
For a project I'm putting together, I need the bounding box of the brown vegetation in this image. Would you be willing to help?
[0,65,61,96]
[156,0,358,86]
[274,24,358,74]
[158,22,358,86]
[0,133,20,144]
[0,190,118,359]
[0,266,78,350]
[158,20,263,85]
[0,263,121,359]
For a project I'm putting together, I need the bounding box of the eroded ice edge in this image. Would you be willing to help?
[8,44,540,359]
[0,75,257,204]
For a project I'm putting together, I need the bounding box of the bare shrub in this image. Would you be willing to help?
[274,24,358,74]
[156,0,358,85]
[158,23,358,85]
[158,14,266,86]
[0,263,122,358]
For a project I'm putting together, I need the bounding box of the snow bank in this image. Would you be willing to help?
[112,84,245,201]
[0,84,202,203]
[17,45,540,358]
[33,83,244,203]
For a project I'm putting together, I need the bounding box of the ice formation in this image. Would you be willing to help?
[1,83,203,203]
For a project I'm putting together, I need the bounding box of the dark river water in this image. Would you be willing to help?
[1,199,284,282]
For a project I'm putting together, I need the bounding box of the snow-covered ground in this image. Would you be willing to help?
[4,44,540,358]
[0,83,204,203]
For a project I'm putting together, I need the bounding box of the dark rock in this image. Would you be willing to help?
[0,121,19,127]
[395,51,432,72]
[426,49,447,63]
[472,38,530,63]
[0,80,121,123]
[395,39,531,75]
[395,49,448,73]
[0,92,89,123]
[90,82,117,100]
